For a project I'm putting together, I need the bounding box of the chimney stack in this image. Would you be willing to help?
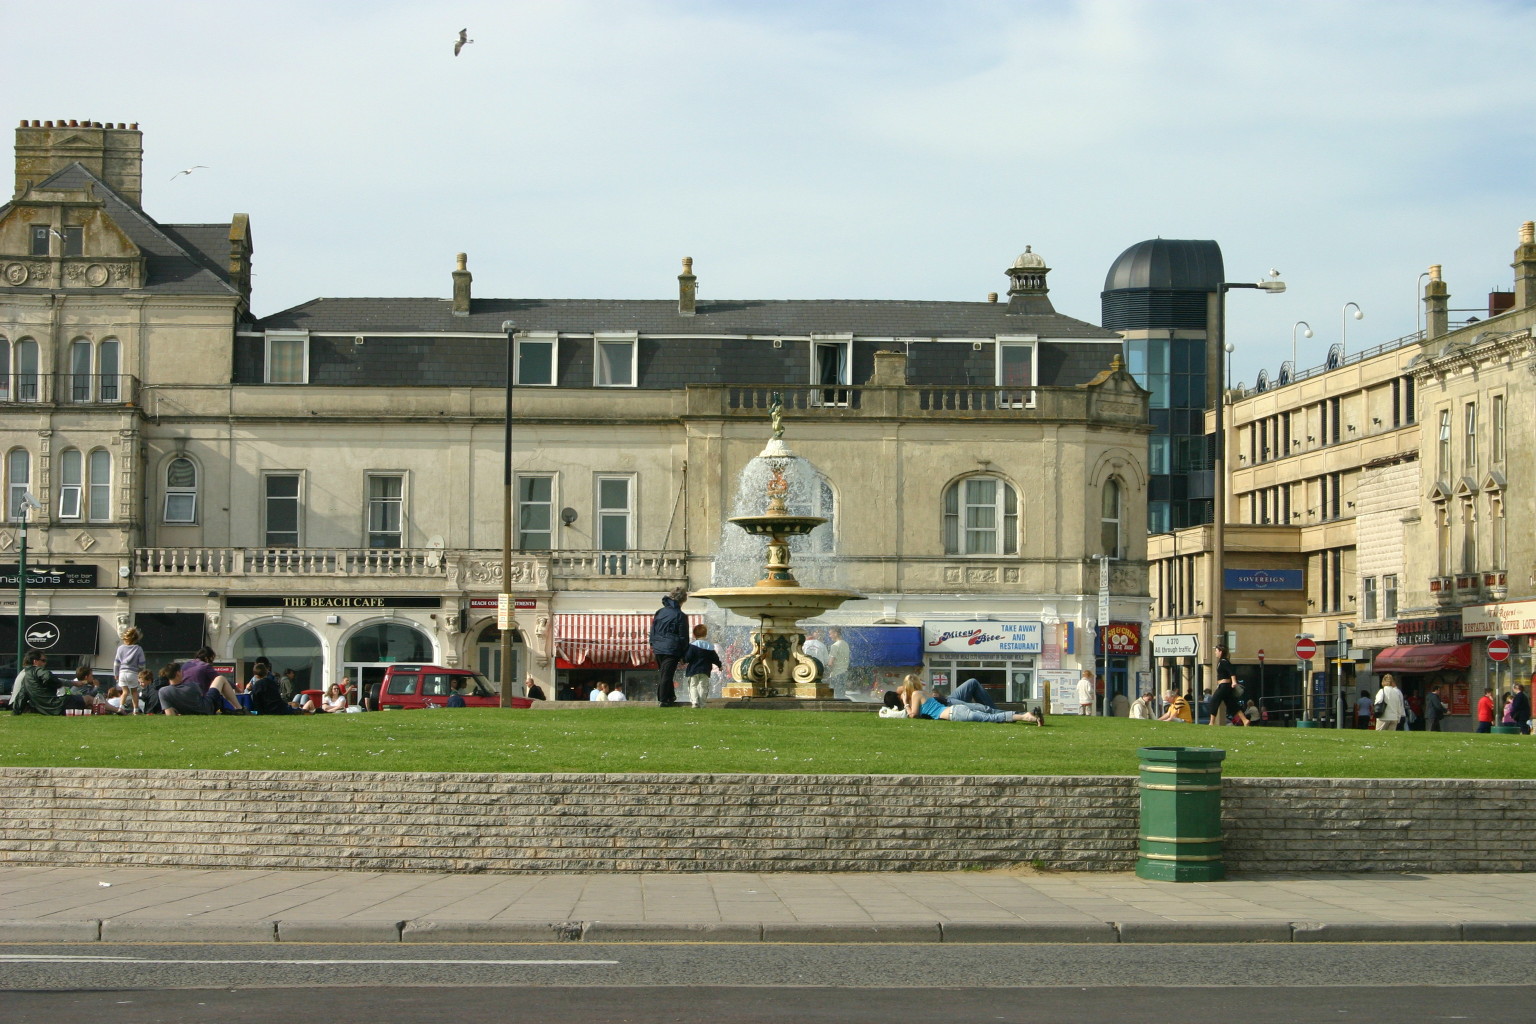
[678,257,697,316]
[1424,264,1449,340]
[1513,220,1536,309]
[14,120,143,205]
[452,253,472,316]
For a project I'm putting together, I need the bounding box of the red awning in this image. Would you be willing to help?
[1372,643,1472,673]
[555,613,703,669]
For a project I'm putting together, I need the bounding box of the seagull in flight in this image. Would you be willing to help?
[169,166,208,181]
[454,28,474,56]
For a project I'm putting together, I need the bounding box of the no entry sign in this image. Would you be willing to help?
[1295,637,1318,661]
[1487,637,1512,663]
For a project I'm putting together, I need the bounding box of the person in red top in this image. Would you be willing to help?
[1476,688,1496,734]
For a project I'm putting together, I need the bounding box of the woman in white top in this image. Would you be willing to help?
[1373,674,1406,731]
[322,683,349,713]
[112,627,146,714]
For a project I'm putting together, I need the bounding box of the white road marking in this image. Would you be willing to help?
[0,955,617,966]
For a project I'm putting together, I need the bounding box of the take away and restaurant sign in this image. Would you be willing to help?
[924,621,1042,654]
[1463,599,1536,638]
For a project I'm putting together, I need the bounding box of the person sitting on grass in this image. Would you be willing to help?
[1129,692,1156,719]
[322,683,349,713]
[898,675,1042,725]
[1158,688,1193,723]
[9,650,81,715]
[250,660,308,715]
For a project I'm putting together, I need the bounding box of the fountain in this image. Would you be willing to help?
[692,395,862,699]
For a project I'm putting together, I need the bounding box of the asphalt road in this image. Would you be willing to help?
[1,943,1532,1023]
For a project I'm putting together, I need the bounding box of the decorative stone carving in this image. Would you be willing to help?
[84,264,109,287]
[965,567,998,584]
[461,557,549,589]
[4,262,29,285]
[115,612,129,631]
[943,566,961,583]
[75,531,95,551]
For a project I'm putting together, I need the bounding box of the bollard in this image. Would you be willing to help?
[1136,746,1226,882]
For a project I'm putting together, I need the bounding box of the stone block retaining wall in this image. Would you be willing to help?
[1,768,1531,874]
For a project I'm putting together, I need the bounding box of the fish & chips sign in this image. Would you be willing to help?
[924,621,1042,654]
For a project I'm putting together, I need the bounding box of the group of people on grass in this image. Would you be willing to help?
[8,626,360,717]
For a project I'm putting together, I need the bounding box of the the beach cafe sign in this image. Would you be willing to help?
[1462,599,1536,638]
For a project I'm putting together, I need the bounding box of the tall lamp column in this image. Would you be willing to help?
[14,491,43,670]
[1341,302,1363,358]
[1209,273,1285,688]
[500,321,517,708]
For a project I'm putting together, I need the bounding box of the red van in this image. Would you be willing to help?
[377,664,530,710]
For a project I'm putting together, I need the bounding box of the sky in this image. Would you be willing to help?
[7,0,1535,386]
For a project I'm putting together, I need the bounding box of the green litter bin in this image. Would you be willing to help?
[1491,725,1521,734]
[1136,746,1226,882]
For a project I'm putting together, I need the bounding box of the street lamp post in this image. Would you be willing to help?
[499,321,517,708]
[1341,302,1363,358]
[14,491,43,670]
[1290,321,1312,381]
[1210,273,1285,688]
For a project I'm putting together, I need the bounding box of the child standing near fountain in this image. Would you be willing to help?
[683,624,724,709]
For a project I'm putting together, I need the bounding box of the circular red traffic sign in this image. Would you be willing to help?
[1256,648,1265,663]
[1294,638,1317,660]
[1488,637,1512,663]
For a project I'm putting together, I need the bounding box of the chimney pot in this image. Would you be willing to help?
[987,292,998,303]
[451,253,472,315]
[1522,221,1535,245]
[1429,264,1441,282]
[677,256,697,316]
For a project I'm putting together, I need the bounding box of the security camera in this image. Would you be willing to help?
[20,491,42,512]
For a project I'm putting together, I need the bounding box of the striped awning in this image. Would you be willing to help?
[555,613,704,668]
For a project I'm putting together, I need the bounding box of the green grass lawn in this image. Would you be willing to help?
[3,710,1532,778]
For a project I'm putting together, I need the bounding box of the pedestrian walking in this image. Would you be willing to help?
[1424,683,1449,732]
[1509,682,1531,735]
[1373,673,1405,732]
[649,587,690,707]
[1355,689,1373,729]
[683,624,723,709]
[1476,688,1495,733]
[1208,644,1249,727]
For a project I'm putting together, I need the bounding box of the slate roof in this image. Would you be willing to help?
[0,163,238,297]
[256,296,1122,340]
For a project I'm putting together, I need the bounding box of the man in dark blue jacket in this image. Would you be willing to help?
[649,587,690,707]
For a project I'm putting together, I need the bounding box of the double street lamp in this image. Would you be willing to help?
[14,490,43,671]
[1209,273,1285,682]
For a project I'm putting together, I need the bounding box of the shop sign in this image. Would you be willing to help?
[1095,621,1142,656]
[924,620,1041,654]
[1462,599,1536,638]
[469,597,537,609]
[1396,616,1463,646]
[0,563,99,589]
[1224,568,1303,590]
[224,595,442,609]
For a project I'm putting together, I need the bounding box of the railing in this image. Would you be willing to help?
[0,374,138,405]
[917,387,1035,411]
[133,547,688,584]
[548,549,689,579]
[725,385,1037,414]
[727,386,863,411]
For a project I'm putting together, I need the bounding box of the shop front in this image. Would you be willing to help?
[922,620,1041,705]
[1375,615,1472,730]
[1094,621,1143,711]
[554,612,703,701]
[1463,598,1536,707]
[0,614,100,677]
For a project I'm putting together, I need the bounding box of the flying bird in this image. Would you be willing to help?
[169,166,208,181]
[454,28,473,56]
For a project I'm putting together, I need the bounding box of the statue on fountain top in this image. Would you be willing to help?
[769,392,785,440]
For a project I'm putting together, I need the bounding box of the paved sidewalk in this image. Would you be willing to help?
[0,867,1532,944]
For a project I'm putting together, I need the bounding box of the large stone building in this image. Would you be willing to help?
[2,120,1152,706]
[1145,223,1536,727]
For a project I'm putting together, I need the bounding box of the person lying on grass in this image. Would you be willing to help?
[897,675,1042,725]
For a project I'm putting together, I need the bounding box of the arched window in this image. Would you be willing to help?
[70,339,92,402]
[943,476,1018,555]
[14,339,38,403]
[98,339,120,402]
[7,449,30,522]
[1100,479,1123,559]
[164,456,198,523]
[58,449,83,519]
[0,336,10,401]
[88,449,111,522]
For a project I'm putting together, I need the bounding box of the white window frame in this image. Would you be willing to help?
[515,331,559,386]
[15,338,39,403]
[516,473,556,551]
[943,475,1019,556]
[595,474,634,551]
[58,448,82,520]
[593,331,638,388]
[1437,409,1451,477]
[366,472,406,549]
[87,449,111,522]
[1382,574,1399,619]
[1100,478,1123,559]
[1492,393,1505,463]
[6,448,29,523]
[265,330,309,385]
[1464,401,1477,471]
[263,472,303,547]
[163,455,198,524]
